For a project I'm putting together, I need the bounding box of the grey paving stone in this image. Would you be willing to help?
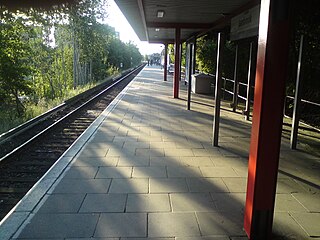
[164,148,194,157]
[200,167,239,178]
[210,193,246,212]
[180,156,214,167]
[38,194,85,213]
[222,177,247,193]
[18,213,99,238]
[122,238,173,240]
[71,156,119,167]
[148,212,201,237]
[150,156,181,166]
[167,166,202,178]
[274,194,307,212]
[94,213,147,237]
[196,211,245,236]
[79,193,126,212]
[53,179,111,193]
[132,166,167,178]
[170,193,217,212]
[186,178,229,193]
[292,193,320,212]
[290,212,320,236]
[77,148,108,157]
[176,237,230,240]
[150,178,189,193]
[96,166,133,178]
[63,166,98,178]
[276,178,307,193]
[109,178,149,193]
[0,212,30,240]
[150,141,176,149]
[66,238,118,240]
[126,194,170,212]
[136,148,165,157]
[273,212,311,239]
[117,155,150,167]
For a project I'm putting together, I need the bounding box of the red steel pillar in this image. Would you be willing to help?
[164,43,168,82]
[244,0,292,239]
[174,28,181,98]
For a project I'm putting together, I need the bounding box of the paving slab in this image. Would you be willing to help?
[149,178,189,193]
[52,178,111,194]
[71,156,119,167]
[148,212,201,237]
[186,178,229,193]
[63,166,98,178]
[94,213,147,237]
[109,178,149,193]
[37,194,85,213]
[196,211,245,236]
[18,213,99,238]
[290,212,320,237]
[96,166,133,178]
[292,193,320,212]
[170,193,217,212]
[79,193,127,212]
[132,166,167,178]
[126,194,171,212]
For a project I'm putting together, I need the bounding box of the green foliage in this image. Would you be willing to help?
[0,1,143,134]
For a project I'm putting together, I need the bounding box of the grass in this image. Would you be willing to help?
[0,78,113,135]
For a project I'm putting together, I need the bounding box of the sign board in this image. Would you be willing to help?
[230,5,260,41]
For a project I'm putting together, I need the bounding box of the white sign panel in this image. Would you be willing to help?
[230,5,260,41]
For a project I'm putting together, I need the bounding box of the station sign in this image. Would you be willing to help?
[230,5,260,41]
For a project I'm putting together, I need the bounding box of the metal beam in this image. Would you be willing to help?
[213,32,225,147]
[137,0,149,41]
[147,22,213,29]
[187,43,193,110]
[244,0,292,239]
[174,28,181,98]
[149,39,175,44]
[245,41,255,120]
[290,35,304,149]
[164,43,168,82]
[232,44,239,112]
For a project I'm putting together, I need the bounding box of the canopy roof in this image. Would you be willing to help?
[115,0,258,43]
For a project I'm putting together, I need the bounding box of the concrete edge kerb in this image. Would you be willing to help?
[0,68,143,240]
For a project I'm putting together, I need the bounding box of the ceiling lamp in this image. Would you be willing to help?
[157,10,165,18]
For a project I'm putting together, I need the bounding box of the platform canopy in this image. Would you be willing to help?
[114,0,258,43]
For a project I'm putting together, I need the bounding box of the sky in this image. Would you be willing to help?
[104,0,163,56]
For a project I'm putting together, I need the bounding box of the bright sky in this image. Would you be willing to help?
[104,0,163,56]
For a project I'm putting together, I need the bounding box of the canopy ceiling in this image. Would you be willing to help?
[115,0,259,43]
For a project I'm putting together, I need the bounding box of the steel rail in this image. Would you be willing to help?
[0,65,142,163]
[0,69,133,144]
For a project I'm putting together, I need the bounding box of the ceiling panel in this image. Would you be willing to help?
[116,0,257,43]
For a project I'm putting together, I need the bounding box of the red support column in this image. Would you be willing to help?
[164,43,168,82]
[244,0,292,239]
[174,28,181,98]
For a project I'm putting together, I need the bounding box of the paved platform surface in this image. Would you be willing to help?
[1,66,319,239]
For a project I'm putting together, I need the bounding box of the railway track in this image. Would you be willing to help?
[0,64,144,220]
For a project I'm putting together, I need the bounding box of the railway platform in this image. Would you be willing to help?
[1,65,319,239]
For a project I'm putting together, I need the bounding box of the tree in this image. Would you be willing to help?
[0,11,33,116]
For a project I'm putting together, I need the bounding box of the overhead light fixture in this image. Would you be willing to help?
[155,28,160,32]
[157,10,164,18]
